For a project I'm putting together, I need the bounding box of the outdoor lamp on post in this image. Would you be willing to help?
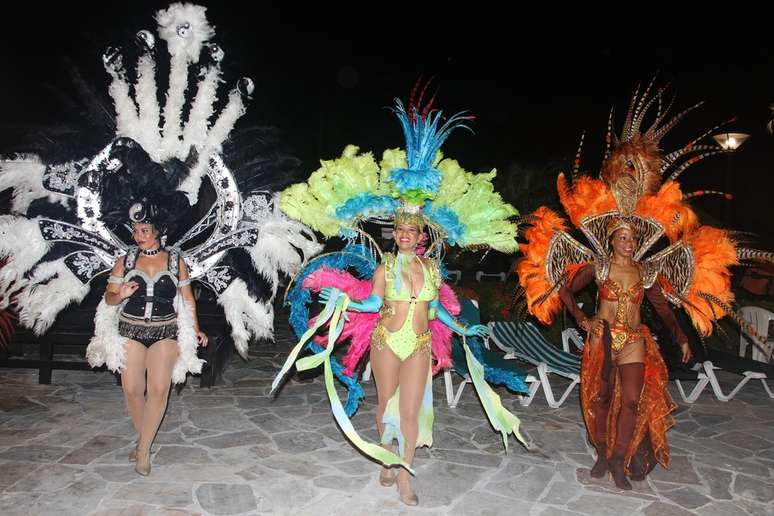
[712,132,750,226]
[712,132,750,151]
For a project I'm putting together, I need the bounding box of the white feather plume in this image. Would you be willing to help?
[156,3,214,158]
[217,278,274,358]
[155,3,213,63]
[182,65,222,151]
[15,260,89,336]
[0,216,50,295]
[248,197,323,296]
[160,53,190,159]
[178,85,248,201]
[134,53,162,161]
[177,161,207,204]
[206,87,247,150]
[0,156,68,213]
[104,53,140,139]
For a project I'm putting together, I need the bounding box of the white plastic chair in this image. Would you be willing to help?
[739,306,774,363]
[475,271,506,282]
[488,321,581,408]
[701,361,773,401]
[446,269,462,285]
[561,327,583,353]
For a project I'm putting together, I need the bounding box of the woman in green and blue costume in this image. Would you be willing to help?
[274,80,528,506]
[321,206,488,504]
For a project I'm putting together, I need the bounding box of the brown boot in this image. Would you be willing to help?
[590,445,608,478]
[608,455,632,490]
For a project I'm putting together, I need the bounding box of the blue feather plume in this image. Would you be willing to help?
[388,98,474,196]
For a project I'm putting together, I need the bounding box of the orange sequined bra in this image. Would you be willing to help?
[599,276,645,352]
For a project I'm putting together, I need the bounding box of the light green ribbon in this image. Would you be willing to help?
[462,336,526,451]
[271,288,413,473]
[271,290,341,394]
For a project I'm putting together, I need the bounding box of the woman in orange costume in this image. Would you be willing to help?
[517,80,768,490]
[558,218,691,489]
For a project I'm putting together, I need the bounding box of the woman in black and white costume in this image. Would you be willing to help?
[0,2,321,474]
[103,195,207,475]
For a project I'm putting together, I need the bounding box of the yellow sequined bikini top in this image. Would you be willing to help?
[383,253,440,302]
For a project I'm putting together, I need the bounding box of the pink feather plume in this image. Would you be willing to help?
[302,267,462,377]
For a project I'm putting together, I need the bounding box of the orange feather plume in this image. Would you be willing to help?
[517,206,569,324]
[681,226,737,336]
[557,173,616,227]
[636,180,699,242]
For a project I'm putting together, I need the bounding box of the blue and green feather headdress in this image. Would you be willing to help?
[279,81,519,254]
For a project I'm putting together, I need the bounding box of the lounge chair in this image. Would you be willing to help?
[488,320,580,408]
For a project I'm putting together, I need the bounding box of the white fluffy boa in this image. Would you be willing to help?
[86,296,204,384]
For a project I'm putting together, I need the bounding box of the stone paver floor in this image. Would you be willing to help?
[1,319,773,515]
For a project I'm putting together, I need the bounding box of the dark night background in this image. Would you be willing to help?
[1,2,772,244]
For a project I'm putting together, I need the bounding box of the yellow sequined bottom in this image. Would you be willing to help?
[371,323,432,361]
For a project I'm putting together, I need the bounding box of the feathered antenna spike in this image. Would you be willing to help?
[622,82,642,141]
[571,131,586,182]
[422,91,440,121]
[407,76,437,123]
[604,107,615,160]
[653,85,666,122]
[652,100,705,143]
[646,88,678,137]
[697,291,766,347]
[513,214,537,227]
[660,144,724,174]
[728,229,759,241]
[737,248,774,263]
[632,80,674,137]
[630,75,659,135]
[533,271,568,307]
[688,116,737,149]
[408,76,423,111]
[683,190,734,200]
[666,148,724,182]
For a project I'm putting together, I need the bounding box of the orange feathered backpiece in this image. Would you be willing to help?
[517,80,769,345]
[517,206,569,325]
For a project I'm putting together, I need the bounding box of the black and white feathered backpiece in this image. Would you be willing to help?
[0,3,322,377]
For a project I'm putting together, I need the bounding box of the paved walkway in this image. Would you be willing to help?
[0,318,773,515]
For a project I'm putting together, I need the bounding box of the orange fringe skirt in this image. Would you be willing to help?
[580,326,676,477]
